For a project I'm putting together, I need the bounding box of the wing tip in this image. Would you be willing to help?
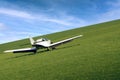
[4,50,13,53]
[79,35,83,37]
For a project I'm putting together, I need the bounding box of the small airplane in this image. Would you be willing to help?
[4,35,83,54]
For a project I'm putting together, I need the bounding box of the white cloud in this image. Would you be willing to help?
[0,23,7,30]
[107,0,120,7]
[0,36,22,44]
[0,8,87,27]
[42,18,71,26]
[0,33,4,36]
[96,0,120,23]
[0,8,88,44]
[8,31,40,36]
[0,31,41,43]
[0,8,34,19]
[98,9,120,23]
[39,11,87,27]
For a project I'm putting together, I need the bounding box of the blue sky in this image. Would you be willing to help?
[0,0,120,43]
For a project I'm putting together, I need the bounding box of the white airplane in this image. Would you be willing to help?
[4,35,83,53]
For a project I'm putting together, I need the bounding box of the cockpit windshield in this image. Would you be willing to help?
[36,38,49,42]
[42,38,48,41]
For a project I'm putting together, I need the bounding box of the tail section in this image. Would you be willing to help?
[29,37,35,45]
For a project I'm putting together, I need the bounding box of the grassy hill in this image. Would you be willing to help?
[0,20,120,80]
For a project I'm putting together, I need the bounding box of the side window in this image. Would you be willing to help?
[42,39,44,41]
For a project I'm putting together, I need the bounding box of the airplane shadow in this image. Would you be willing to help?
[7,43,80,59]
[7,50,49,59]
[6,53,34,59]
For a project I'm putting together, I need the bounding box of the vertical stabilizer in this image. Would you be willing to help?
[29,37,35,45]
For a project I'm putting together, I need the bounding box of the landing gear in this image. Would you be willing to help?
[33,50,37,54]
[47,48,49,51]
[51,47,56,50]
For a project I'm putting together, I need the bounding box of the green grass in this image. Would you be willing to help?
[0,20,120,80]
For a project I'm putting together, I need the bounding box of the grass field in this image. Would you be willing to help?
[0,20,120,80]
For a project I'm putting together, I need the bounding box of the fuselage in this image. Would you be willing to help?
[34,38,51,48]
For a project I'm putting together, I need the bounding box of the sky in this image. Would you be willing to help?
[0,0,120,44]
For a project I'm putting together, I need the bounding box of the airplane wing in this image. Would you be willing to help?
[4,47,36,53]
[50,35,83,47]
